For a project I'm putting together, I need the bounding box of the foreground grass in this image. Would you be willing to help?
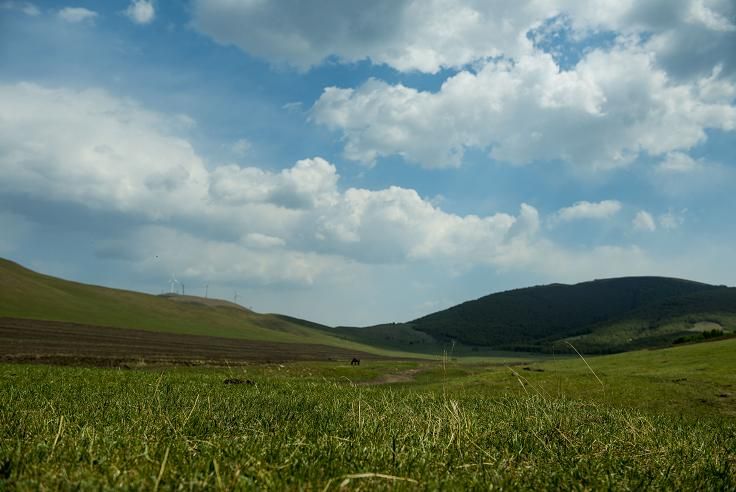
[1,364,734,490]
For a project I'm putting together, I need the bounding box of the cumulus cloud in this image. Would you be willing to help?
[209,157,339,210]
[0,83,209,219]
[313,187,523,264]
[312,44,735,169]
[551,200,622,224]
[0,82,542,279]
[194,0,732,171]
[188,1,736,174]
[191,0,547,73]
[633,211,657,232]
[190,0,736,84]
[0,81,692,292]
[125,0,154,25]
[58,7,97,23]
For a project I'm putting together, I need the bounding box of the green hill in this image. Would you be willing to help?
[0,258,378,352]
[406,277,736,351]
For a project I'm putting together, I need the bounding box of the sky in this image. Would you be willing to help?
[1,0,735,326]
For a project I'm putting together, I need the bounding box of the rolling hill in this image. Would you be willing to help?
[0,258,394,357]
[405,276,736,352]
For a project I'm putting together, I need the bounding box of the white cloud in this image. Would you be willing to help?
[0,83,210,219]
[0,81,704,293]
[125,0,154,25]
[0,82,529,277]
[656,152,703,173]
[58,7,97,23]
[659,210,686,230]
[209,157,339,210]
[552,200,622,224]
[313,187,522,264]
[192,0,548,73]
[122,226,337,286]
[190,1,735,172]
[633,211,657,232]
[191,0,736,83]
[1,1,39,15]
[312,45,735,169]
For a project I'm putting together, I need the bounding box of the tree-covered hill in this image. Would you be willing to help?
[408,277,733,349]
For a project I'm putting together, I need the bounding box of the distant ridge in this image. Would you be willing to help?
[158,293,252,312]
[406,276,736,352]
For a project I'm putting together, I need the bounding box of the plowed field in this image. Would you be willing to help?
[0,317,380,366]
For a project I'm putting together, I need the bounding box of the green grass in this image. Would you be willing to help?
[416,338,736,419]
[2,339,736,490]
[2,365,734,490]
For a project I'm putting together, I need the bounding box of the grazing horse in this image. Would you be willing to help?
[351,357,360,366]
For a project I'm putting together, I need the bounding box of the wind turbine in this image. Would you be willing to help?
[233,290,239,304]
[204,283,209,298]
[169,274,180,294]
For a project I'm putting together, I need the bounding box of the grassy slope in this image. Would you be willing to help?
[0,259,426,357]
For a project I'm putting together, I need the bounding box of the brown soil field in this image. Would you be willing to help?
[0,317,384,367]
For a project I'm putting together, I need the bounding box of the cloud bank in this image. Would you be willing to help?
[0,82,671,290]
[311,45,735,169]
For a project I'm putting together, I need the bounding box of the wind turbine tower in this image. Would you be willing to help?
[169,275,180,294]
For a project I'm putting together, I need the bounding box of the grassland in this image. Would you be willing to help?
[2,339,735,490]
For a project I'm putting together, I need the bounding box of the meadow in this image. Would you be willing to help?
[2,340,735,490]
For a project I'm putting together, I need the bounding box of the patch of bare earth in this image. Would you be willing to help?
[688,321,724,332]
[0,317,385,367]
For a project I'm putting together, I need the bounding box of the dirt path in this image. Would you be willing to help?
[358,367,426,385]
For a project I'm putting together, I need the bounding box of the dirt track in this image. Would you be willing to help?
[0,317,381,367]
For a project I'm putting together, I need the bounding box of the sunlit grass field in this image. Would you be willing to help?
[2,339,735,490]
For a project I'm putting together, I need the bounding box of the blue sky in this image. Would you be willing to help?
[1,0,735,325]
